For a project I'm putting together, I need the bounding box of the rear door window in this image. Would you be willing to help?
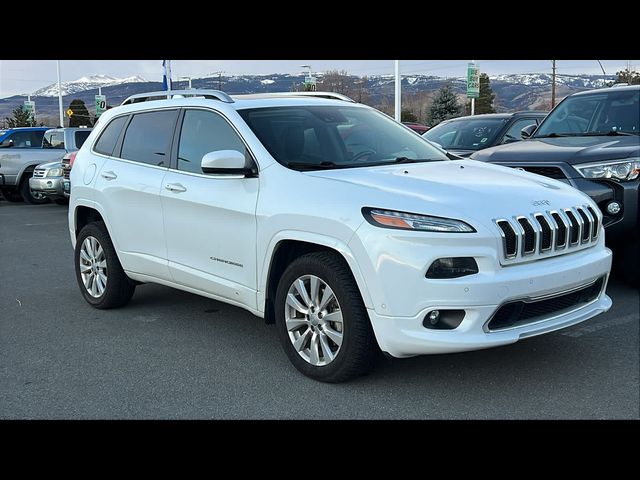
[121,110,179,167]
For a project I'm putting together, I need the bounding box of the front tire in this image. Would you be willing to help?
[75,221,136,309]
[19,174,49,205]
[274,251,378,382]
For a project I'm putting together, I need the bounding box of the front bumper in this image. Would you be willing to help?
[350,222,612,357]
[29,176,65,199]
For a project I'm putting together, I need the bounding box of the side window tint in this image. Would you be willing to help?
[121,110,178,166]
[502,118,537,144]
[177,110,247,174]
[94,116,128,156]
[74,130,91,149]
[5,131,36,148]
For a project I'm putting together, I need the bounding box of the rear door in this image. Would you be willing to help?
[93,109,179,280]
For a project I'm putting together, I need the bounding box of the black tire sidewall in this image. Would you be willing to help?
[274,252,375,381]
[74,222,134,308]
[20,174,49,205]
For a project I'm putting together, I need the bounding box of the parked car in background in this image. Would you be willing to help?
[471,85,639,286]
[68,89,611,382]
[0,126,54,203]
[27,128,92,205]
[423,112,547,157]
[402,122,429,134]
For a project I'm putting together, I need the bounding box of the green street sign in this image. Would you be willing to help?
[467,63,480,98]
[23,100,35,120]
[95,94,107,117]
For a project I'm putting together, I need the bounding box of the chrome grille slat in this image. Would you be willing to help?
[33,169,46,178]
[495,205,598,262]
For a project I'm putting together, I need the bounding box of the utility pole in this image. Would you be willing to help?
[394,60,401,122]
[56,60,64,127]
[551,60,557,108]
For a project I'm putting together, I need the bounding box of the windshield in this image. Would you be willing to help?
[535,89,639,137]
[423,117,507,150]
[238,105,448,170]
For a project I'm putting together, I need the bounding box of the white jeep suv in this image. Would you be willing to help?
[68,90,613,382]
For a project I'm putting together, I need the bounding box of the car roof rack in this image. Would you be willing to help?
[121,89,234,105]
[233,91,356,103]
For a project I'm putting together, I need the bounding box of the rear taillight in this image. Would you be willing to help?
[68,151,78,168]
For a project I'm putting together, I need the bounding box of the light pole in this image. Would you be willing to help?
[56,60,64,127]
[179,76,192,89]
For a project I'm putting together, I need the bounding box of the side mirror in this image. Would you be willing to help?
[521,124,537,139]
[201,150,254,176]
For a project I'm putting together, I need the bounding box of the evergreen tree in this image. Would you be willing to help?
[475,73,496,114]
[401,109,418,122]
[68,99,93,127]
[427,84,462,126]
[4,105,37,128]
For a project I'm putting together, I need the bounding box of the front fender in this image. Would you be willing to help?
[257,230,373,313]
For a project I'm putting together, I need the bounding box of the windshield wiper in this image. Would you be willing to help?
[580,130,637,136]
[286,161,340,170]
[534,132,583,138]
[391,156,438,164]
[537,130,638,138]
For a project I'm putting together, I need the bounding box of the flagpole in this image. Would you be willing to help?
[167,60,172,99]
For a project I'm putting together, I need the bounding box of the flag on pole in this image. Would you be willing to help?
[162,60,172,91]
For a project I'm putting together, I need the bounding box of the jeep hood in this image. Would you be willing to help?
[471,136,640,165]
[305,160,594,226]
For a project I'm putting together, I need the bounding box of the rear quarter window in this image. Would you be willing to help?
[74,130,91,149]
[93,116,128,156]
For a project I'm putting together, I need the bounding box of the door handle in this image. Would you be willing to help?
[165,183,187,193]
[101,170,117,180]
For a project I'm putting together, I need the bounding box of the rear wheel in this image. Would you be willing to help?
[75,221,136,309]
[19,173,49,205]
[274,251,378,383]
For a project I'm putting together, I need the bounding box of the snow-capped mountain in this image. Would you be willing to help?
[33,74,147,97]
[490,73,615,88]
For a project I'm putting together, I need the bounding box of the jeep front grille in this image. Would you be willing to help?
[495,205,601,262]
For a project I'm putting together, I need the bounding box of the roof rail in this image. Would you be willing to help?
[121,89,234,106]
[234,91,356,103]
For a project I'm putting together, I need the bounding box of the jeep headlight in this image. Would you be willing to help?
[362,208,476,233]
[575,158,640,182]
[45,168,63,177]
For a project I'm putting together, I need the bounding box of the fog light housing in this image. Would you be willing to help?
[426,257,478,279]
[605,201,622,215]
[423,310,465,330]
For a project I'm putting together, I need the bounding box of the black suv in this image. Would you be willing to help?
[471,85,639,285]
[422,111,548,157]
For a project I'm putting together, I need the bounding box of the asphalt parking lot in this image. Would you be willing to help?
[0,202,638,419]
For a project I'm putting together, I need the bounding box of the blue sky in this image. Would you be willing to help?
[1,59,638,97]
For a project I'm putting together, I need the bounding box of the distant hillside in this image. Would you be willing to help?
[0,72,617,126]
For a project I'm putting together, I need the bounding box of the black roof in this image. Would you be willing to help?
[570,84,640,97]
